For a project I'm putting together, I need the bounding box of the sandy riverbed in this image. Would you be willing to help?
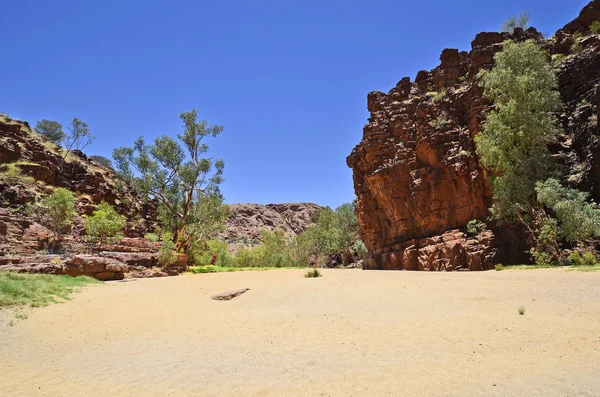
[1,268,599,396]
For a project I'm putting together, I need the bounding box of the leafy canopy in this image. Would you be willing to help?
[84,202,126,244]
[41,188,77,235]
[476,40,562,220]
[34,120,65,144]
[501,11,530,33]
[89,155,113,169]
[536,178,600,245]
[113,109,226,248]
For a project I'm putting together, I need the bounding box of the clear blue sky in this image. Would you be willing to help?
[1,0,588,207]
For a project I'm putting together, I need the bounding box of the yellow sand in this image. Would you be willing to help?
[1,268,600,396]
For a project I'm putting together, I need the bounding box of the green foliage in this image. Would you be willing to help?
[84,202,126,245]
[294,202,361,266]
[41,188,76,236]
[63,118,94,160]
[535,178,600,245]
[352,239,368,259]
[113,109,226,249]
[158,232,178,265]
[591,21,600,34]
[567,251,599,267]
[518,306,526,315]
[0,271,97,308]
[551,54,567,68]
[431,90,447,101]
[34,119,65,144]
[189,239,233,267]
[571,41,582,53]
[145,233,160,242]
[529,248,557,267]
[428,115,449,130]
[89,155,113,169]
[466,219,486,235]
[495,264,504,271]
[304,269,321,278]
[476,40,562,221]
[501,11,530,32]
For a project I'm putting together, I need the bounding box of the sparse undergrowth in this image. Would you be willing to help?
[518,306,526,315]
[188,265,300,274]
[304,269,322,278]
[0,272,98,308]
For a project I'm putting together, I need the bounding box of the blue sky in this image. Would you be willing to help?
[1,0,588,207]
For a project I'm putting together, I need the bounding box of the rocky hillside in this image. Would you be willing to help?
[0,115,157,239]
[347,1,600,271]
[221,202,322,245]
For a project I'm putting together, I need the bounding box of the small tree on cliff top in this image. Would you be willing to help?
[501,11,530,33]
[476,39,562,221]
[34,119,65,144]
[113,109,225,250]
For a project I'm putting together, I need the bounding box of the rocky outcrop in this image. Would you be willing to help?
[347,1,600,270]
[222,203,322,244]
[0,115,157,236]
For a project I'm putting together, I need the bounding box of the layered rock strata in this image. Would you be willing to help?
[347,1,600,270]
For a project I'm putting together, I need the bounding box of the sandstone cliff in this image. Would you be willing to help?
[347,0,600,271]
[221,203,322,247]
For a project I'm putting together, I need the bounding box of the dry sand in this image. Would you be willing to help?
[1,268,600,396]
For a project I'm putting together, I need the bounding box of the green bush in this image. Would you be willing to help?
[41,188,77,236]
[428,115,450,130]
[304,269,321,278]
[145,233,160,242]
[536,178,600,245]
[84,202,126,246]
[466,219,486,235]
[495,264,504,271]
[529,248,557,267]
[590,21,600,34]
[567,251,598,267]
[189,239,233,267]
[158,232,178,265]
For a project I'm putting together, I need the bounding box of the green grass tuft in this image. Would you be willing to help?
[0,272,98,308]
[518,306,526,315]
[304,269,322,278]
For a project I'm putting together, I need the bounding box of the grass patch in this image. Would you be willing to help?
[304,269,322,278]
[0,272,98,308]
[569,264,600,272]
[518,306,526,315]
[188,265,298,274]
[493,264,555,271]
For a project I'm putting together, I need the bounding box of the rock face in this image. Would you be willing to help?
[222,203,322,244]
[0,115,157,237]
[347,1,600,271]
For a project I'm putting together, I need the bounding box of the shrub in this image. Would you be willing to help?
[501,11,530,32]
[495,264,504,271]
[428,115,450,130]
[145,233,160,242]
[158,232,178,265]
[567,251,598,267]
[353,239,368,259]
[189,239,233,267]
[84,202,126,247]
[518,306,526,315]
[89,155,113,169]
[41,188,77,236]
[34,120,65,144]
[466,219,486,235]
[305,269,321,278]
[536,178,600,245]
[590,21,600,34]
[529,248,556,267]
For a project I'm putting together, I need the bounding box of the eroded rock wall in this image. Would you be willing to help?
[347,1,600,270]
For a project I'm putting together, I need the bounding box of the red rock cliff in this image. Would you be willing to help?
[347,1,600,271]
